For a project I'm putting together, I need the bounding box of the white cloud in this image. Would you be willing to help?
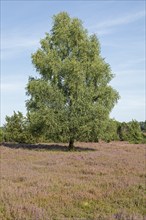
[114,69,145,76]
[111,96,145,122]
[1,24,47,60]
[111,69,145,86]
[1,82,27,125]
[97,10,144,28]
[115,59,145,70]
[1,36,39,60]
[90,10,145,36]
[1,37,39,50]
[1,20,50,51]
[1,82,25,92]
[89,28,114,36]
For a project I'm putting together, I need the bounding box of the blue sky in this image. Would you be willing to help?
[1,0,145,125]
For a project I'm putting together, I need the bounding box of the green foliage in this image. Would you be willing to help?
[102,119,120,142]
[118,120,143,144]
[139,121,146,132]
[0,127,4,143]
[4,111,34,144]
[26,12,119,148]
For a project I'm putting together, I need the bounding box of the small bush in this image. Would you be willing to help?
[118,120,143,144]
[3,111,35,144]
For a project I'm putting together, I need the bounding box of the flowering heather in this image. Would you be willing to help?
[0,142,145,219]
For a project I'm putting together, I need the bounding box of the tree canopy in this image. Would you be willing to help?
[26,12,119,149]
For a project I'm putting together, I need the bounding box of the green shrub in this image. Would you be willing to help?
[139,121,146,132]
[0,127,4,143]
[102,119,120,142]
[4,111,35,144]
[118,120,143,144]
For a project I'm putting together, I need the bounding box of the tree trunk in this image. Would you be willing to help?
[68,138,75,151]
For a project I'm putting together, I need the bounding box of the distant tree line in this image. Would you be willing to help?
[0,111,145,144]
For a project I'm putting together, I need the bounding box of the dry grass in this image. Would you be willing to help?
[0,141,145,220]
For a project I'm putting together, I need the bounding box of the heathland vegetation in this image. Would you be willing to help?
[0,142,145,219]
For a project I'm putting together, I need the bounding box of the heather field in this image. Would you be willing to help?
[0,142,145,220]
